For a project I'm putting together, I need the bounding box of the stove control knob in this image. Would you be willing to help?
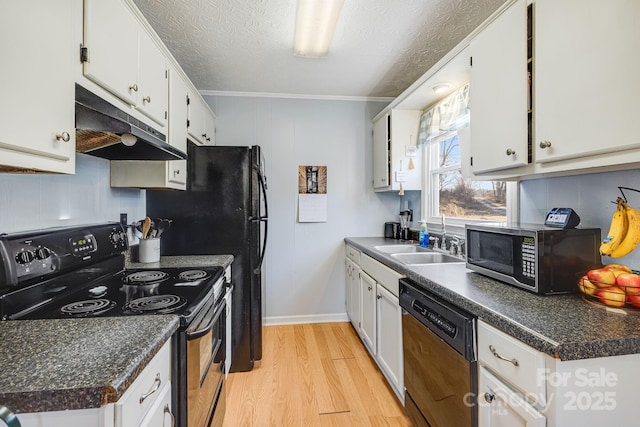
[16,250,35,264]
[110,230,126,246]
[35,247,52,260]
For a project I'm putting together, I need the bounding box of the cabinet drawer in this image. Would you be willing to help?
[138,382,172,427]
[361,254,403,297]
[346,244,361,265]
[478,321,545,405]
[115,340,171,427]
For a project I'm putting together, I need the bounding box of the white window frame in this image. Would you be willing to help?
[422,131,518,236]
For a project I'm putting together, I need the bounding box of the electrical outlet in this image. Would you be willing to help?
[120,213,128,227]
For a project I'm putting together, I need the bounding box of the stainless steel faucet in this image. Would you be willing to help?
[441,215,447,250]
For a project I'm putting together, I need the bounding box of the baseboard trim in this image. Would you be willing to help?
[265,313,349,326]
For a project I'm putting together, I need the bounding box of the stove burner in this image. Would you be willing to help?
[60,299,116,317]
[178,270,209,281]
[125,295,187,314]
[123,271,169,285]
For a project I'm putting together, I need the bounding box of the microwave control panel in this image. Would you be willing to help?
[521,237,536,279]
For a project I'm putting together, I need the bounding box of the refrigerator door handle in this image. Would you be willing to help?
[254,168,268,273]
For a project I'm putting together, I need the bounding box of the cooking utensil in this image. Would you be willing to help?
[141,216,151,239]
[156,219,171,238]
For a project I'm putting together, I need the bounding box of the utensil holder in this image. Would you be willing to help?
[139,238,160,263]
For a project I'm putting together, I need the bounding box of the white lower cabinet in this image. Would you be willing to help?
[356,253,404,402]
[360,271,377,353]
[345,257,361,332]
[114,340,171,427]
[375,283,403,394]
[479,366,545,427]
[478,319,640,426]
[138,382,173,427]
[16,340,172,427]
[478,320,547,427]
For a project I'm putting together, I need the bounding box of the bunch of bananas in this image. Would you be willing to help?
[600,197,640,258]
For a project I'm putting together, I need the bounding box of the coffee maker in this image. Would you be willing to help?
[399,209,412,240]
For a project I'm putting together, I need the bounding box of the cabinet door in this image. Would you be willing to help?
[83,0,139,105]
[203,107,216,145]
[167,68,189,187]
[0,0,76,174]
[534,0,640,164]
[373,114,390,189]
[376,283,403,397]
[187,91,206,145]
[345,258,361,332]
[137,30,168,127]
[478,367,545,427]
[470,0,528,174]
[360,271,377,353]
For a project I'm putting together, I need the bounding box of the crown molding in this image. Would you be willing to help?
[199,90,393,103]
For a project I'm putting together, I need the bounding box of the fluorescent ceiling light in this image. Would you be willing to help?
[294,0,344,58]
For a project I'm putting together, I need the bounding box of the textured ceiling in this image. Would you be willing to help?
[132,0,506,98]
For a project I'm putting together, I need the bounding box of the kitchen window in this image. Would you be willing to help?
[418,83,514,230]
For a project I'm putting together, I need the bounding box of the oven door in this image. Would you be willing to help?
[186,296,226,427]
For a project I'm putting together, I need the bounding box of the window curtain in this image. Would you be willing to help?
[417,83,470,146]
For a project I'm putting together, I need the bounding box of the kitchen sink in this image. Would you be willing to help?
[374,244,430,254]
[390,252,465,265]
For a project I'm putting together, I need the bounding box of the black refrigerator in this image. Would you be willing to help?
[146,145,268,372]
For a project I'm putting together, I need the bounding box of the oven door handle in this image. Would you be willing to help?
[186,301,225,340]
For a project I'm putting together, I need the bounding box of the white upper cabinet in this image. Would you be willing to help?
[372,110,421,191]
[83,0,168,127]
[166,68,189,187]
[110,66,187,190]
[0,0,78,174]
[470,0,528,174]
[533,0,640,165]
[187,90,216,146]
[83,0,139,106]
[137,31,169,126]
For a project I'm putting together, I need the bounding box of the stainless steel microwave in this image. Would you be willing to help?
[465,223,602,294]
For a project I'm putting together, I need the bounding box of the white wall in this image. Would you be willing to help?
[203,95,405,323]
[520,169,640,267]
[0,154,145,233]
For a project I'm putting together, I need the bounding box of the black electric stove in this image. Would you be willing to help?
[0,223,225,324]
[0,222,228,426]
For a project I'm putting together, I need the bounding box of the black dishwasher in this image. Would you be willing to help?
[399,278,477,427]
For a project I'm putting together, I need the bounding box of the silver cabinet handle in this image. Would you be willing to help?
[56,132,70,142]
[377,294,382,300]
[173,169,180,175]
[489,345,519,366]
[539,140,552,149]
[368,286,372,291]
[139,373,162,403]
[143,96,151,103]
[484,392,495,403]
[164,404,175,427]
[129,84,138,92]
[506,148,516,156]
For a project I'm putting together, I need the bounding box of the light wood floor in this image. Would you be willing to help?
[223,322,412,427]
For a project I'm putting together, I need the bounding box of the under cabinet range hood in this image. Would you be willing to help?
[74,84,187,161]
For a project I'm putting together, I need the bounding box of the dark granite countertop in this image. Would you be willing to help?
[346,237,640,361]
[125,254,234,270]
[0,315,179,413]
